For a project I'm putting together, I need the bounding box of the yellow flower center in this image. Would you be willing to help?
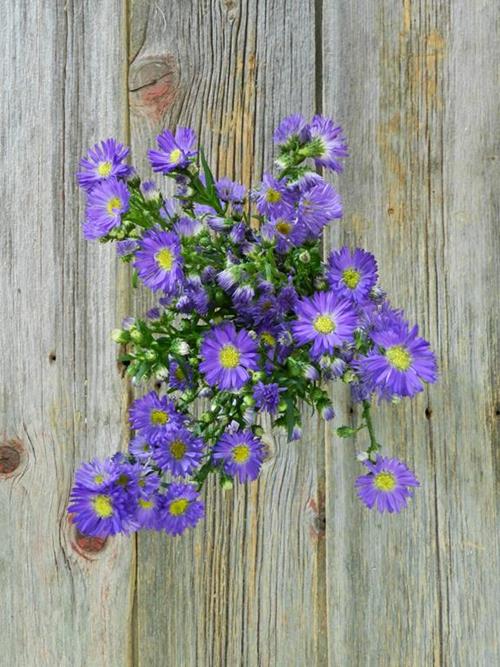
[97,161,112,177]
[265,188,282,203]
[169,498,189,516]
[169,148,182,164]
[275,221,292,235]
[373,471,397,492]
[219,344,241,369]
[174,366,185,380]
[93,474,105,485]
[138,498,154,510]
[156,248,174,271]
[313,314,335,334]
[342,267,361,289]
[151,409,169,425]
[170,439,187,460]
[232,444,251,464]
[261,332,276,347]
[92,494,113,518]
[106,196,122,216]
[386,345,412,371]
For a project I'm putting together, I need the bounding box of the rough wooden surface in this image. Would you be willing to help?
[1,1,498,666]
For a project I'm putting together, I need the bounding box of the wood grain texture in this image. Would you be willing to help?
[128,2,328,666]
[323,1,500,665]
[0,2,134,666]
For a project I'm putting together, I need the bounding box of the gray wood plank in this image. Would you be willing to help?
[128,2,327,665]
[322,1,499,665]
[0,2,134,666]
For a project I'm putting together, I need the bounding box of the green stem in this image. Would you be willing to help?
[362,399,381,462]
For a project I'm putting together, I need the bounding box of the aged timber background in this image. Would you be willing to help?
[1,1,498,665]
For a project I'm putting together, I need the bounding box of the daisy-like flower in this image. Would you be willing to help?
[133,490,163,530]
[129,391,184,444]
[306,115,348,172]
[153,427,204,477]
[68,483,133,537]
[199,323,259,391]
[83,177,130,240]
[216,177,246,205]
[357,324,438,399]
[174,216,203,238]
[72,457,117,491]
[134,227,184,293]
[292,291,357,357]
[148,127,197,173]
[355,456,420,513]
[212,430,265,482]
[116,239,139,257]
[252,173,296,218]
[159,483,205,536]
[129,435,154,462]
[167,360,193,391]
[77,138,132,191]
[298,181,342,238]
[327,247,378,304]
[261,215,307,253]
[253,381,284,415]
[273,113,309,145]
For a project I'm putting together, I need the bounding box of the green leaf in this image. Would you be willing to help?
[132,270,138,288]
[284,397,296,442]
[336,425,359,438]
[199,148,217,203]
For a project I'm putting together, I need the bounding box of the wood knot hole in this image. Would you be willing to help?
[425,407,433,420]
[0,445,21,474]
[48,351,57,363]
[73,528,108,556]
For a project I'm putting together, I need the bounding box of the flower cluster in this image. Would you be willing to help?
[69,114,437,538]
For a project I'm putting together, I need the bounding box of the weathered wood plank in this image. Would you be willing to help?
[128,2,326,665]
[0,2,134,666]
[323,1,499,665]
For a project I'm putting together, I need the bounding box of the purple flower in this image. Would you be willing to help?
[77,138,132,191]
[140,180,160,201]
[327,247,378,303]
[216,177,246,204]
[261,215,307,253]
[116,239,139,257]
[134,490,163,530]
[252,173,296,218]
[292,291,357,357]
[129,391,184,444]
[129,435,153,462]
[134,227,183,293]
[200,323,259,391]
[212,430,265,482]
[159,483,205,535]
[253,381,284,415]
[298,181,342,238]
[321,404,336,421]
[273,113,309,145]
[72,457,117,492]
[83,178,130,240]
[357,324,438,399]
[355,456,419,513]
[168,360,193,391]
[174,216,203,238]
[148,127,197,173]
[306,115,348,172]
[153,427,204,477]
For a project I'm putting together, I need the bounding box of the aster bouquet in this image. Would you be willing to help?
[68,114,437,538]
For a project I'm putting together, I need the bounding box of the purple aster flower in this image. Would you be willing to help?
[261,215,307,253]
[83,178,130,240]
[200,323,259,390]
[327,247,378,303]
[252,173,296,218]
[68,475,134,537]
[290,425,303,441]
[116,239,139,257]
[216,177,246,204]
[77,138,132,191]
[253,381,284,415]
[298,181,342,238]
[273,113,309,145]
[158,483,205,536]
[355,456,419,513]
[134,490,163,530]
[168,360,193,391]
[229,221,247,244]
[153,427,204,477]
[72,457,117,492]
[129,434,154,462]
[303,364,320,381]
[357,324,437,399]
[134,227,183,293]
[148,127,197,173]
[307,115,348,172]
[161,198,181,220]
[140,180,160,201]
[212,430,265,482]
[277,280,299,313]
[321,404,336,421]
[129,391,184,444]
[292,291,357,357]
[174,216,203,238]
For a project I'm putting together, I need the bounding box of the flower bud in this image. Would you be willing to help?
[130,328,144,344]
[321,405,335,421]
[298,250,311,263]
[111,328,130,344]
[220,477,234,491]
[356,451,369,462]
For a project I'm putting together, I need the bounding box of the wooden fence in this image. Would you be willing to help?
[1,1,498,665]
